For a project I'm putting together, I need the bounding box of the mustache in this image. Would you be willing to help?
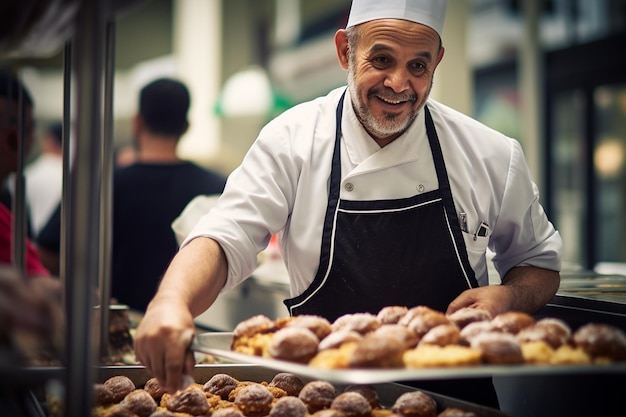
[369,88,417,103]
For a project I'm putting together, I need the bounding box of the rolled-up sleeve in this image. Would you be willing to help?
[490,141,562,277]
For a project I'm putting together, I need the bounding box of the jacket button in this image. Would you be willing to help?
[345,182,354,192]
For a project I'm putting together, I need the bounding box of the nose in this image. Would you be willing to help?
[383,67,411,93]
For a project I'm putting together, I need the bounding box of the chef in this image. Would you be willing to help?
[135,0,562,399]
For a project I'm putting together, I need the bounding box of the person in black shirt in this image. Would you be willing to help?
[37,78,226,311]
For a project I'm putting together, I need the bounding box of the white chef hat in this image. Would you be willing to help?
[346,0,448,38]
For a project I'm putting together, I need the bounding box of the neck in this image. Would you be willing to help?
[136,135,181,163]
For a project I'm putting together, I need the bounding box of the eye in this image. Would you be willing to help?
[408,61,427,75]
[371,56,392,68]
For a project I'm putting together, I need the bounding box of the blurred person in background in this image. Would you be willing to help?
[37,77,227,312]
[0,70,50,277]
[23,120,64,235]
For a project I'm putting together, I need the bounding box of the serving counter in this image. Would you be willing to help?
[193,266,626,417]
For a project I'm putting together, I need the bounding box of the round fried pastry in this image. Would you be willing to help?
[269,372,305,397]
[407,311,450,339]
[470,332,524,364]
[143,377,165,401]
[373,324,419,349]
[234,384,274,417]
[490,311,534,334]
[270,396,308,417]
[119,389,157,417]
[446,307,492,329]
[93,383,116,406]
[418,323,460,347]
[344,385,380,409]
[391,391,437,417]
[330,392,372,417]
[572,323,626,361]
[204,373,240,400]
[517,320,570,349]
[287,315,333,340]
[398,306,440,327]
[319,329,363,351]
[103,375,136,403]
[166,387,210,415]
[459,320,494,345]
[233,314,274,338]
[332,313,381,334]
[349,333,405,368]
[268,327,319,363]
[377,306,409,325]
[299,380,337,414]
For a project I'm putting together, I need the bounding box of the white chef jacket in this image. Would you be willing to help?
[184,87,562,297]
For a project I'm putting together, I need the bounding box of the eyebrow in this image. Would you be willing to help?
[368,43,433,62]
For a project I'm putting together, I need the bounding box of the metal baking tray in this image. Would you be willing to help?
[97,364,511,417]
[191,332,626,384]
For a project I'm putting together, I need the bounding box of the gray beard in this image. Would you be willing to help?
[347,70,419,140]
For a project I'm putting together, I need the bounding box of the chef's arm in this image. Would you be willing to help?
[153,236,228,317]
[135,236,227,394]
[446,266,560,317]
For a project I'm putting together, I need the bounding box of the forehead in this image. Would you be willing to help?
[356,19,440,54]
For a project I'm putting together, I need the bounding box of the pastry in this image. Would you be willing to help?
[118,389,157,417]
[490,311,534,334]
[332,313,382,334]
[270,396,308,417]
[166,387,210,415]
[268,327,319,363]
[572,323,626,361]
[234,384,274,417]
[391,391,437,417]
[330,391,372,417]
[103,375,136,403]
[298,380,337,414]
[470,332,524,364]
[204,373,240,400]
[377,306,409,325]
[269,372,305,397]
[349,333,405,368]
[446,307,492,329]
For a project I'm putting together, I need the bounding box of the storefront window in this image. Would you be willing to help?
[594,83,626,269]
[551,90,587,270]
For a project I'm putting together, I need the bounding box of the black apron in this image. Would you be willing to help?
[284,92,478,323]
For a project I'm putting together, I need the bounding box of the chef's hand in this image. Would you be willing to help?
[134,298,196,394]
[445,285,513,319]
[446,266,560,317]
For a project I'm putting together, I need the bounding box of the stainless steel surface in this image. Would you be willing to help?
[191,332,626,384]
[11,73,28,275]
[557,272,626,304]
[98,19,117,362]
[63,1,106,415]
[95,365,510,417]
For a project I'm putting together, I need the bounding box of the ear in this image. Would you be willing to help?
[131,114,142,138]
[334,29,350,71]
[436,46,445,66]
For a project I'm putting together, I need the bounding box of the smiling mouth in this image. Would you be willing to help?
[376,95,415,105]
